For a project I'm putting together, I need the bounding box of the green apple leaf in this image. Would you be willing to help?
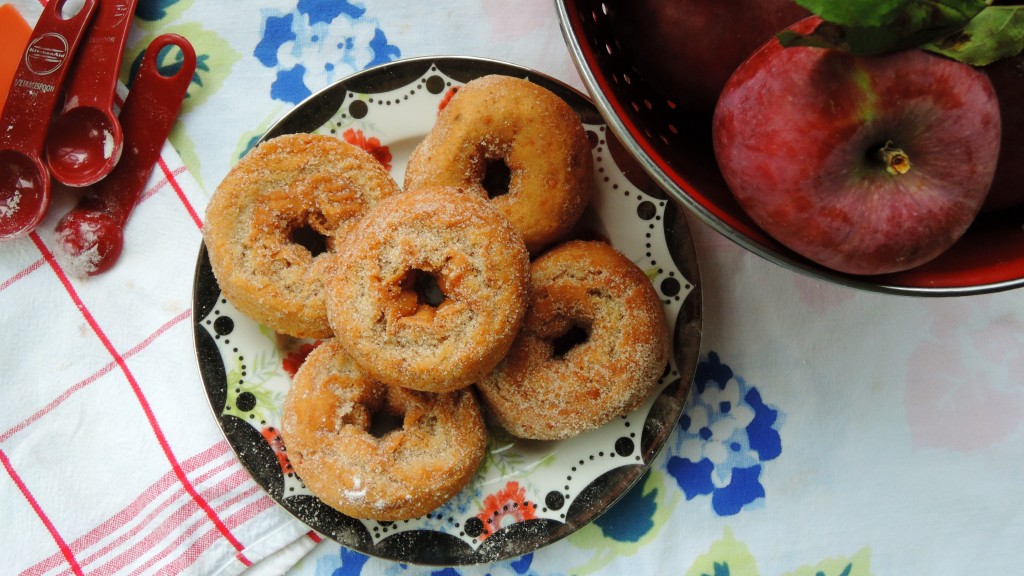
[923,6,1024,65]
[778,20,962,54]
[793,0,987,28]
[780,0,989,54]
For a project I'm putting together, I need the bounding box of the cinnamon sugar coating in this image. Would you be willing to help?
[476,240,670,440]
[404,75,594,253]
[204,133,400,338]
[326,186,531,393]
[281,340,487,520]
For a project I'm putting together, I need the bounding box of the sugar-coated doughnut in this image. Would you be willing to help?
[204,133,400,338]
[404,75,594,253]
[281,340,487,520]
[476,240,670,440]
[326,186,531,392]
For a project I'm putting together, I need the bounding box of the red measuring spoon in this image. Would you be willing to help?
[45,0,140,187]
[0,0,98,240]
[54,34,195,276]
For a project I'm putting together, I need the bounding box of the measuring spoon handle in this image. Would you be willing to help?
[0,0,98,153]
[88,33,196,223]
[60,0,139,112]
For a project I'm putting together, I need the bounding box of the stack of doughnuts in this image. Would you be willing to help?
[202,74,671,521]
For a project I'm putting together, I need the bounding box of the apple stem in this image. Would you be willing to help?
[877,140,911,176]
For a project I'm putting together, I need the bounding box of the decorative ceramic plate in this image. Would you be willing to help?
[192,56,702,566]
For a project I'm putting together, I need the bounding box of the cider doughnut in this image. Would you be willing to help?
[281,340,487,521]
[476,240,670,440]
[404,75,594,253]
[204,133,400,338]
[326,186,531,392]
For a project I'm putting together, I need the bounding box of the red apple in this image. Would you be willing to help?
[610,0,808,115]
[982,52,1024,211]
[712,17,1002,276]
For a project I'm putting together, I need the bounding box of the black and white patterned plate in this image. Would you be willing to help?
[192,56,702,566]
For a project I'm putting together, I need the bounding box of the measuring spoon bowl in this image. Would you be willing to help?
[45,0,138,187]
[55,33,196,274]
[0,0,98,240]
[0,150,48,233]
[46,105,123,186]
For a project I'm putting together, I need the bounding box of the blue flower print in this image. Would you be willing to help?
[254,0,400,104]
[325,546,369,576]
[666,352,782,516]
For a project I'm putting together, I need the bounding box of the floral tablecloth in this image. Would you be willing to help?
[4,1,1023,575]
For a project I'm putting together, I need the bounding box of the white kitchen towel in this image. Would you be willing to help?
[0,137,313,575]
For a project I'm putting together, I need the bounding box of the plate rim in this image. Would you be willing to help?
[191,54,704,566]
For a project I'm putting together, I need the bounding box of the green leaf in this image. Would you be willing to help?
[794,0,987,28]
[783,0,990,55]
[777,20,959,54]
[782,547,874,576]
[924,6,1024,65]
[685,528,760,576]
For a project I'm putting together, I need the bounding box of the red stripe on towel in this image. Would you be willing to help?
[1,448,83,575]
[86,469,254,574]
[22,443,236,575]
[30,233,247,556]
[0,258,45,293]
[159,157,203,230]
[155,498,277,574]
[0,309,192,445]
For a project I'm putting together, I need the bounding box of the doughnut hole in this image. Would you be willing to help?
[270,210,333,270]
[482,157,512,199]
[391,268,447,324]
[407,268,446,307]
[382,249,480,342]
[367,398,406,439]
[529,283,601,361]
[550,321,592,359]
[251,193,338,274]
[253,172,373,267]
[290,223,329,257]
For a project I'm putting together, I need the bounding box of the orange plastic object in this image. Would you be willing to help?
[0,4,32,110]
